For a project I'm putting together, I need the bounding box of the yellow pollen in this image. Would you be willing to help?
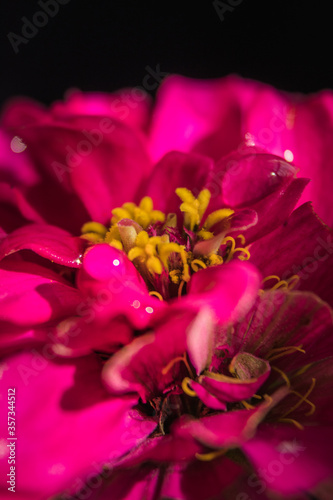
[149,291,164,301]
[175,187,212,231]
[262,274,300,291]
[196,229,214,240]
[208,254,223,266]
[295,363,313,376]
[204,208,234,231]
[266,345,306,363]
[271,366,291,388]
[222,236,251,263]
[278,418,304,431]
[161,353,194,378]
[181,377,197,397]
[237,234,246,245]
[195,449,227,462]
[191,259,207,272]
[281,378,316,419]
[271,280,289,291]
[80,221,108,243]
[241,400,255,410]
[111,196,165,229]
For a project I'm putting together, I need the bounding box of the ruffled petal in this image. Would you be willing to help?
[0,224,86,268]
[144,150,214,214]
[149,74,259,162]
[51,89,152,133]
[184,260,261,324]
[243,424,333,495]
[250,203,333,306]
[0,261,81,326]
[0,350,155,500]
[77,244,165,329]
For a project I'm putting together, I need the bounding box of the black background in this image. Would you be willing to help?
[0,0,332,107]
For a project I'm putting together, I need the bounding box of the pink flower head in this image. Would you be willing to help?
[0,75,333,499]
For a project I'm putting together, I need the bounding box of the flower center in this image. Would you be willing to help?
[81,188,250,299]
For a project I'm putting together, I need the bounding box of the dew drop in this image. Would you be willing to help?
[10,136,27,153]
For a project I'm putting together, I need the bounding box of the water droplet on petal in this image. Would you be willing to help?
[221,153,298,207]
[284,149,294,162]
[145,306,154,314]
[132,300,140,309]
[113,259,120,266]
[10,136,27,153]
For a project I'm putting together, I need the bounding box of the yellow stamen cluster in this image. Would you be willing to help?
[80,188,252,293]
[127,231,191,281]
[111,197,165,229]
[261,274,300,292]
[175,187,234,232]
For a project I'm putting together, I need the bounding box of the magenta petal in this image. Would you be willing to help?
[187,307,215,375]
[243,424,333,495]
[219,149,298,208]
[77,244,165,329]
[0,182,28,232]
[102,309,196,401]
[176,388,287,449]
[0,261,81,326]
[189,379,227,410]
[199,359,270,403]
[0,224,86,268]
[149,75,256,162]
[243,177,309,243]
[144,150,214,214]
[250,202,333,307]
[51,89,152,132]
[0,350,155,500]
[53,315,133,357]
[184,260,261,324]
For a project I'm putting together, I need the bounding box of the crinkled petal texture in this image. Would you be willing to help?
[1,103,152,233]
[0,351,156,500]
[0,223,86,268]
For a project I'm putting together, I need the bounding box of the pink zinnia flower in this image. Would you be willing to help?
[0,75,333,499]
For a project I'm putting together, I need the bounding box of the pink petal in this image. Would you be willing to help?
[0,261,81,326]
[77,244,166,329]
[51,89,152,133]
[176,387,287,449]
[187,307,215,375]
[0,224,86,268]
[149,74,258,163]
[243,424,333,495]
[250,202,333,306]
[102,309,196,401]
[184,260,261,324]
[144,150,214,214]
[189,379,227,410]
[199,365,270,404]
[0,350,156,500]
